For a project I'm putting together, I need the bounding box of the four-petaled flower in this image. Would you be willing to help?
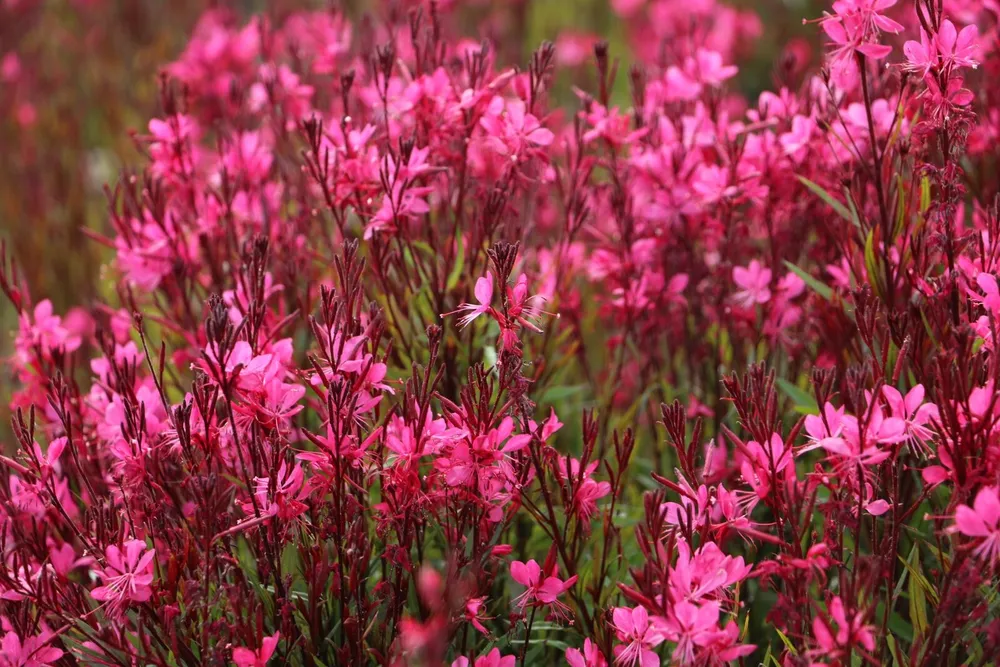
[733,260,772,308]
[510,559,578,613]
[91,540,156,616]
[611,606,665,667]
[952,486,1000,562]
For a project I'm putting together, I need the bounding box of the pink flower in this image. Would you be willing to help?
[0,631,63,667]
[732,261,772,308]
[780,115,815,161]
[555,32,599,68]
[810,596,875,656]
[903,28,936,74]
[16,300,82,361]
[820,0,902,85]
[464,596,491,635]
[660,601,722,664]
[662,67,703,102]
[572,477,612,524]
[480,97,554,162]
[565,638,607,667]
[452,648,516,667]
[923,72,975,111]
[233,632,280,667]
[973,273,1000,313]
[581,103,648,146]
[148,114,200,175]
[802,401,900,467]
[233,378,306,430]
[740,433,794,502]
[934,19,979,70]
[1,52,21,82]
[881,384,938,450]
[669,541,751,604]
[443,272,495,329]
[686,49,738,87]
[951,486,1000,562]
[435,417,531,487]
[365,181,433,239]
[244,462,309,521]
[922,445,955,487]
[611,606,664,667]
[48,542,93,578]
[510,560,578,611]
[90,539,156,615]
[501,272,549,343]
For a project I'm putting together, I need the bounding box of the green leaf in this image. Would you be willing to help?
[783,261,834,302]
[845,189,864,232]
[446,234,465,291]
[777,378,819,414]
[539,383,588,404]
[775,627,798,655]
[898,546,939,605]
[906,546,929,636]
[864,228,882,298]
[798,176,853,222]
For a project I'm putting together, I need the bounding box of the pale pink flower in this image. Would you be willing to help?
[91,540,156,614]
[443,272,495,328]
[935,19,979,70]
[732,261,772,308]
[555,32,599,67]
[780,115,815,161]
[881,384,938,450]
[611,606,664,667]
[951,486,1000,562]
[16,300,82,360]
[972,273,1000,314]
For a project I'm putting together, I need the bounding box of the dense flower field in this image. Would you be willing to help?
[2,0,1000,664]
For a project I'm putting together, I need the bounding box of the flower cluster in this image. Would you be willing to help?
[2,0,1000,665]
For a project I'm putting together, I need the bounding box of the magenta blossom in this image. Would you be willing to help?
[565,638,607,667]
[451,648,516,667]
[611,606,665,667]
[951,486,1000,562]
[0,631,63,667]
[233,632,280,667]
[90,540,156,615]
[510,559,578,612]
[443,272,495,329]
[732,260,772,308]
